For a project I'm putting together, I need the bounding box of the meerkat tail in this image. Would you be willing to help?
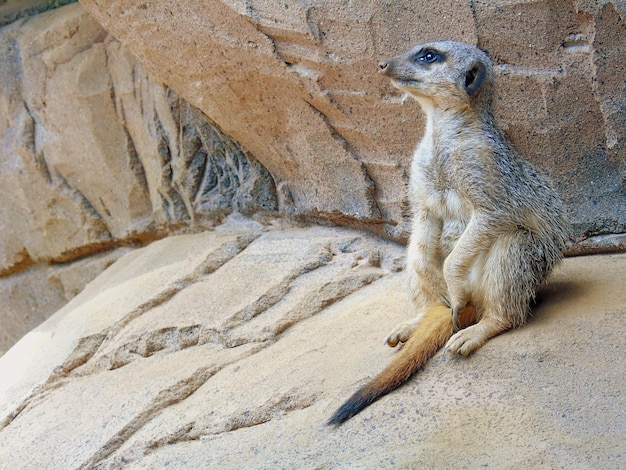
[328,303,476,426]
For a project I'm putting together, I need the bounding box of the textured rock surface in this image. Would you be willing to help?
[2,1,625,353]
[1,2,625,457]
[0,3,276,352]
[81,0,626,244]
[0,3,276,271]
[0,248,131,357]
[0,222,624,468]
[0,0,76,26]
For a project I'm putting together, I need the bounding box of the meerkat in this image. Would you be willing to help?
[328,41,569,425]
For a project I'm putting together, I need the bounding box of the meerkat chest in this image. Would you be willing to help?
[410,140,471,222]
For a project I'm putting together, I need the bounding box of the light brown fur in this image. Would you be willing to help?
[329,41,569,425]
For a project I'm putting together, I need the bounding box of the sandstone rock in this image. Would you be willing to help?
[0,0,76,26]
[81,0,626,243]
[0,227,262,425]
[0,248,132,356]
[0,224,624,468]
[0,3,277,352]
[0,3,277,273]
[0,2,624,460]
[2,1,625,355]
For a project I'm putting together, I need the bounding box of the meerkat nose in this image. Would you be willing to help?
[378,60,390,75]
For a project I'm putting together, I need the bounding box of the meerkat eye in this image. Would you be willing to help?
[416,50,440,64]
[423,51,437,62]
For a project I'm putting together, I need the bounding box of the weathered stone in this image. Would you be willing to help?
[0,3,277,273]
[0,1,625,461]
[0,0,76,27]
[474,0,626,240]
[0,248,132,356]
[0,225,623,468]
[78,1,478,242]
[0,228,260,425]
[0,11,112,271]
[0,3,278,353]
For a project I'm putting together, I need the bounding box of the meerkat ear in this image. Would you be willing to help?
[464,61,487,96]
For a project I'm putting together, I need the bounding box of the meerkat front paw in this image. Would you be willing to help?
[384,317,421,347]
[446,317,508,356]
[446,325,485,356]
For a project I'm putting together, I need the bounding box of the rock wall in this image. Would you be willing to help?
[0,3,277,354]
[0,0,77,26]
[80,0,626,245]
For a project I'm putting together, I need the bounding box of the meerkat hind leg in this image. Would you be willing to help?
[384,316,423,347]
[446,315,511,356]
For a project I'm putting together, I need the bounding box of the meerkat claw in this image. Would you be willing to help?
[451,307,460,333]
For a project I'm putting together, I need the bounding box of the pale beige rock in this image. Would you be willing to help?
[0,0,71,26]
[0,229,259,426]
[0,3,277,353]
[0,248,132,356]
[0,225,624,468]
[0,2,624,462]
[0,3,276,274]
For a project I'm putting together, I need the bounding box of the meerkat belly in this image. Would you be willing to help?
[413,176,470,258]
[411,146,473,258]
[434,189,469,258]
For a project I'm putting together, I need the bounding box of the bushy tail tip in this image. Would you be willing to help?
[327,303,476,426]
[327,387,377,426]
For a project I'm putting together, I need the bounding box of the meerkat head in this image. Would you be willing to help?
[379,41,494,111]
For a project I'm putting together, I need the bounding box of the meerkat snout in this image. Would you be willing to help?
[378,60,390,75]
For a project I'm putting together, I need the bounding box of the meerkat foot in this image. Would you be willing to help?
[446,317,510,356]
[446,326,486,356]
[384,317,422,347]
